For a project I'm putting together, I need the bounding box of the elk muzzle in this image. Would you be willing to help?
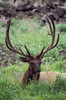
[34,63,41,72]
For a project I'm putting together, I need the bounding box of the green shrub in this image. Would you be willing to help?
[57,24,66,33]
[49,60,66,72]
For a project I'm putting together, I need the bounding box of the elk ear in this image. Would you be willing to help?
[19,57,29,62]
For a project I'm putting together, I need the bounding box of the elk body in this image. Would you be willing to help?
[5,16,63,84]
[40,71,66,83]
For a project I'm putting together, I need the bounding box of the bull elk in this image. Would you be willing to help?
[5,16,65,84]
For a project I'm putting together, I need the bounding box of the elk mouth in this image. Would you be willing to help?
[34,69,41,73]
[37,70,41,72]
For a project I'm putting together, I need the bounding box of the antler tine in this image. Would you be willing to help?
[49,16,55,35]
[6,19,30,57]
[49,16,56,46]
[19,46,31,57]
[51,34,59,48]
[37,46,45,58]
[24,45,32,57]
[46,17,53,35]
[46,17,55,46]
[6,19,13,48]
[19,47,28,56]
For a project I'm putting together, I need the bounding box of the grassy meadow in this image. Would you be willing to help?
[0,17,66,100]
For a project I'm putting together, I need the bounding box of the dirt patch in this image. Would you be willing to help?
[0,1,66,23]
[0,44,18,68]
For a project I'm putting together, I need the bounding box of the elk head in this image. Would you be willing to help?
[5,16,59,83]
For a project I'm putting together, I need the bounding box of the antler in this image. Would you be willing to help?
[37,16,59,58]
[5,17,59,60]
[5,19,31,58]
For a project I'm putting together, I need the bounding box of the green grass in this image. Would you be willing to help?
[57,23,66,33]
[0,18,66,61]
[0,67,66,100]
[0,18,66,100]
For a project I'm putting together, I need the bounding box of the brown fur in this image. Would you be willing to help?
[40,71,66,83]
[22,64,40,84]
